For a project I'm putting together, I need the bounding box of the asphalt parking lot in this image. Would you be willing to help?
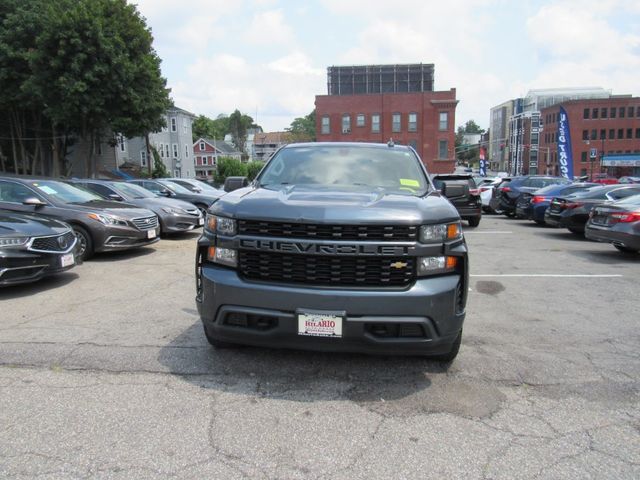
[1,216,639,479]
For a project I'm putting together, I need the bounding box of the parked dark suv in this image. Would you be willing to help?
[197,142,469,361]
[431,174,481,226]
[494,176,571,216]
[0,177,160,259]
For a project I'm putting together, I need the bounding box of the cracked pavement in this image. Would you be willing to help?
[0,219,639,479]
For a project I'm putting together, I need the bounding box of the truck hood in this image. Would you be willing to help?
[210,185,459,224]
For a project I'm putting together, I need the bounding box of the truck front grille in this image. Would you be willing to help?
[238,220,417,241]
[238,251,415,287]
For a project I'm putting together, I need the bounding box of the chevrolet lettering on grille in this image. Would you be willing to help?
[239,238,414,256]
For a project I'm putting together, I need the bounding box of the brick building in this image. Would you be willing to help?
[540,97,640,178]
[315,64,458,173]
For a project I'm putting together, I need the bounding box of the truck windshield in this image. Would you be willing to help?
[258,145,429,196]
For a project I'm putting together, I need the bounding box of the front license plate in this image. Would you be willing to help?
[147,229,157,239]
[297,310,343,338]
[61,253,74,267]
[198,218,204,226]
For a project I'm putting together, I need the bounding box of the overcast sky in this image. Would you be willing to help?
[134,0,640,132]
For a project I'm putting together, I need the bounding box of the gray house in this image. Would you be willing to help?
[67,106,197,178]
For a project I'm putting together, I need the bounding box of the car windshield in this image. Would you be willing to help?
[178,179,219,193]
[613,194,640,207]
[110,182,155,199]
[159,180,193,194]
[30,180,102,203]
[258,145,429,195]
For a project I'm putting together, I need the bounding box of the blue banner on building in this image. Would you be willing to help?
[557,106,574,179]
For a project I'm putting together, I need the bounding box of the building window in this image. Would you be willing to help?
[600,129,606,140]
[592,108,599,119]
[439,112,448,131]
[635,128,640,139]
[199,142,205,151]
[601,108,608,118]
[183,119,189,133]
[628,107,634,118]
[185,144,189,158]
[438,140,448,159]
[619,107,625,118]
[610,107,617,118]
[637,106,640,117]
[590,129,597,140]
[172,144,178,158]
[171,117,177,132]
[609,129,615,140]
[618,129,624,139]
[581,151,587,163]
[580,168,587,176]
[583,108,590,119]
[165,144,170,158]
[392,113,401,132]
[408,112,417,132]
[321,116,330,134]
[118,134,126,152]
[174,169,180,177]
[158,143,164,158]
[627,128,633,139]
[342,114,351,134]
[356,114,365,127]
[140,150,147,167]
[582,130,588,141]
[371,114,380,133]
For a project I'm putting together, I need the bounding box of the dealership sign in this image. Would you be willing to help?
[557,106,574,179]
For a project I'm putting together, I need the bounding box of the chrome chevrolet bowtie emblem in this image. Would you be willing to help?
[390,261,408,269]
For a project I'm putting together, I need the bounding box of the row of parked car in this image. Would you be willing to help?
[0,176,225,287]
[478,174,640,254]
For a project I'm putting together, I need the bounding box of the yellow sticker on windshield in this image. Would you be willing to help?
[400,179,420,187]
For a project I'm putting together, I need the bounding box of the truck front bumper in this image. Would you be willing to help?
[196,265,466,356]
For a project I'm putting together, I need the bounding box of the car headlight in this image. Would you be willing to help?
[419,222,462,243]
[0,236,30,248]
[206,215,237,235]
[161,206,184,215]
[417,256,458,276]
[88,213,128,226]
[207,246,237,267]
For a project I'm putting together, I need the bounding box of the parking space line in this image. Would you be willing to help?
[464,231,513,234]
[471,274,623,278]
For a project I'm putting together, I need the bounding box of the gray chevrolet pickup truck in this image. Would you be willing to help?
[195,142,469,360]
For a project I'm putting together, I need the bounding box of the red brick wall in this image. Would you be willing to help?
[315,89,458,173]
[540,98,640,177]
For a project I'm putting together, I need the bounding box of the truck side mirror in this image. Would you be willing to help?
[224,176,249,192]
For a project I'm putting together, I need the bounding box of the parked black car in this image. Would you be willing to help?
[431,174,481,226]
[515,182,598,225]
[0,177,160,260]
[70,180,203,235]
[493,176,572,217]
[545,185,640,234]
[1,210,79,286]
[128,179,220,215]
[585,194,640,253]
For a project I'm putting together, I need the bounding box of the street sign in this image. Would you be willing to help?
[590,148,598,159]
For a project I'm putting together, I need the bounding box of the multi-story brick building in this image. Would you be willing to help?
[315,64,458,173]
[540,97,640,178]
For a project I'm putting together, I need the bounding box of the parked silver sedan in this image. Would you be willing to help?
[585,194,640,253]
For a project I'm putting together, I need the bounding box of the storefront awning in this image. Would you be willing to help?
[601,154,640,167]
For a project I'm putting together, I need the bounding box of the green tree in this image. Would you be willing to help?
[286,109,315,142]
[214,156,247,185]
[246,161,265,181]
[455,120,486,165]
[151,146,168,178]
[192,114,229,141]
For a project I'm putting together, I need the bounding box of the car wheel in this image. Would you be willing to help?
[467,217,481,227]
[534,219,546,226]
[430,331,461,363]
[614,244,639,254]
[72,225,93,260]
[568,227,583,235]
[203,324,236,349]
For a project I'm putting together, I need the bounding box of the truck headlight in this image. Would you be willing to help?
[417,256,458,276]
[206,215,237,235]
[419,222,462,243]
[207,246,237,267]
